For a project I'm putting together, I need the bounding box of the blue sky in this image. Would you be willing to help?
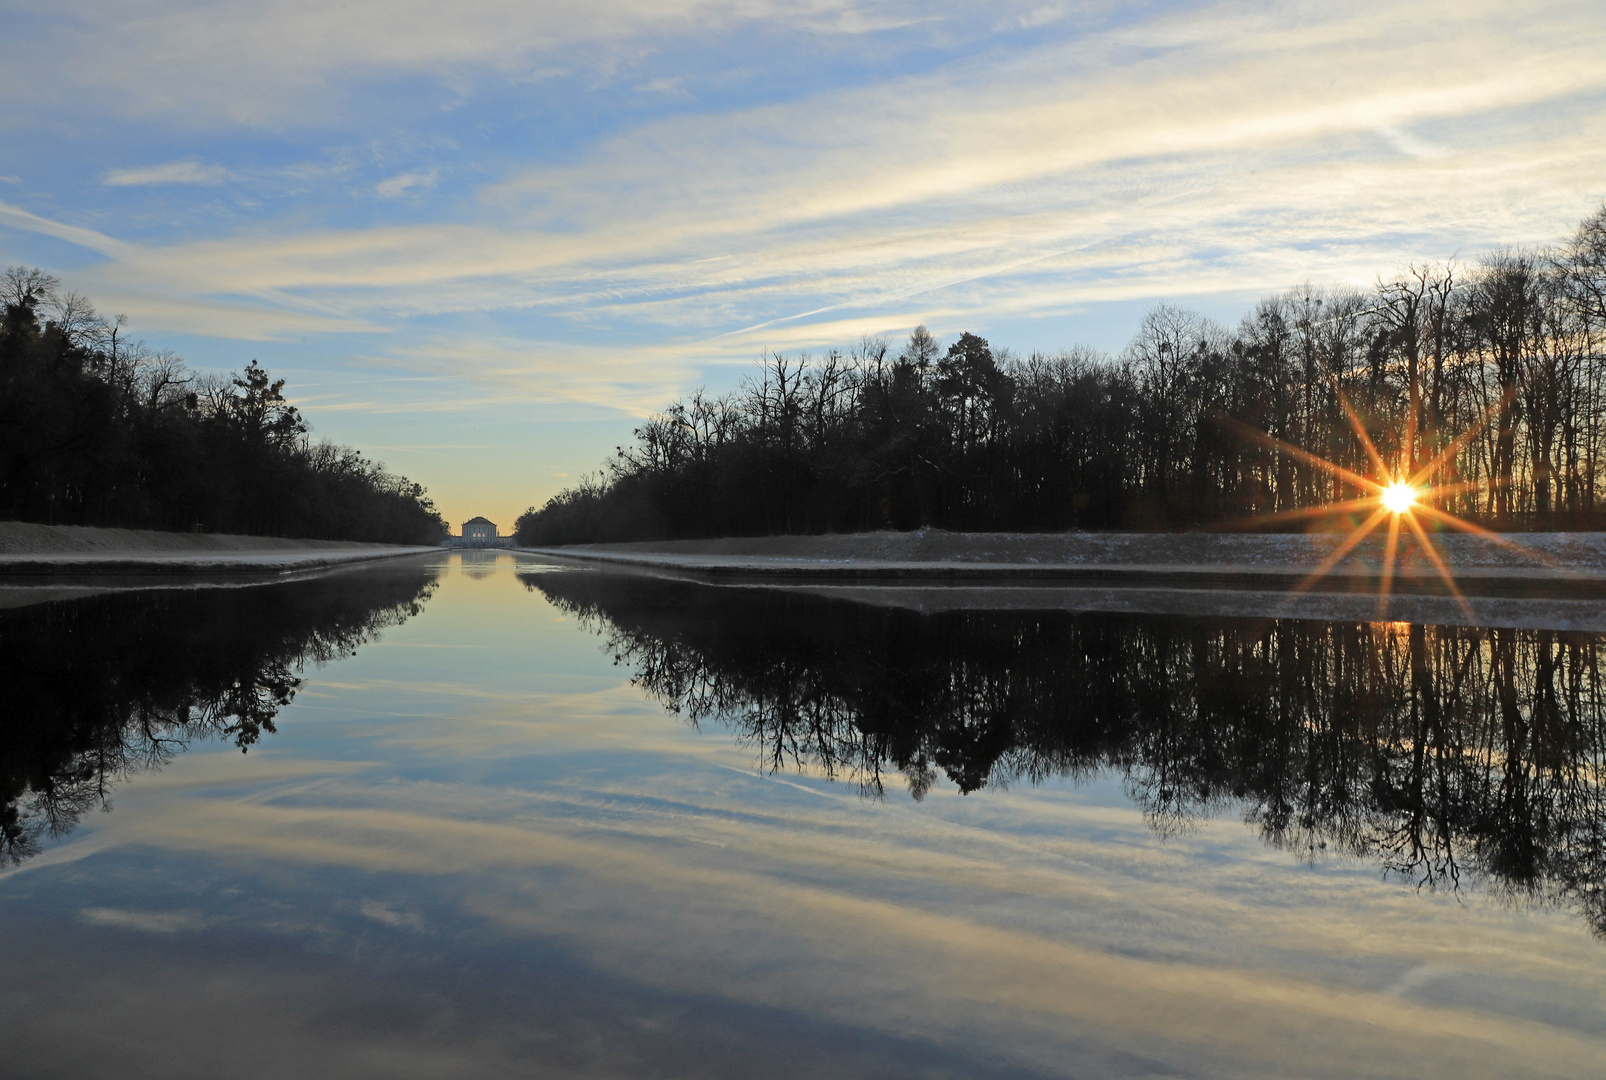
[2,1,1604,528]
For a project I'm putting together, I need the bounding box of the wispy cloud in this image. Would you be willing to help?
[1011,4,1066,31]
[46,3,1600,332]
[0,200,135,260]
[633,76,685,95]
[103,161,231,186]
[4,0,997,126]
[376,168,440,198]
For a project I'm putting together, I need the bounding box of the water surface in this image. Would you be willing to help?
[3,551,1603,1078]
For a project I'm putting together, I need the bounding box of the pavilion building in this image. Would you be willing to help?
[461,517,498,547]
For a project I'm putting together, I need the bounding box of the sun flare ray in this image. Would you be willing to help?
[1403,510,1475,617]
[1407,388,1515,489]
[1227,497,1380,529]
[1376,512,1402,617]
[1215,415,1383,495]
[1292,506,1389,596]
[1339,392,1390,480]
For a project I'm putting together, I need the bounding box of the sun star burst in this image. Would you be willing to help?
[1224,390,1548,616]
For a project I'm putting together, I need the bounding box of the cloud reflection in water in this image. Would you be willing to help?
[2,554,1604,1078]
[524,568,1606,938]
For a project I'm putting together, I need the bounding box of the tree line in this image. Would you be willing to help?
[518,205,1606,544]
[0,267,447,543]
[527,569,1606,936]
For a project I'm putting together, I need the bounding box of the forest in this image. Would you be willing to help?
[0,267,446,544]
[518,205,1606,545]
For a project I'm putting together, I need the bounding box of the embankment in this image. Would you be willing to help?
[0,521,436,575]
[521,528,1606,596]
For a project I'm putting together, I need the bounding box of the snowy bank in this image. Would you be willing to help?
[0,521,436,574]
[521,528,1606,596]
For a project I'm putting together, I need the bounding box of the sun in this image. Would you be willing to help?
[1381,481,1417,515]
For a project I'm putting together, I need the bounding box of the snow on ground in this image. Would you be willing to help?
[520,529,1606,629]
[528,527,1606,576]
[0,521,434,573]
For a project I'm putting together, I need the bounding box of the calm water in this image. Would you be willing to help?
[3,551,1604,1078]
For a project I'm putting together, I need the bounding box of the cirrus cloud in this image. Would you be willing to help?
[103,161,232,186]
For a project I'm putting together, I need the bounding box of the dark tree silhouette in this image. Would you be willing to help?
[0,270,447,543]
[518,204,1606,544]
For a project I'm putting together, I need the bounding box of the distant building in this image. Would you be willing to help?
[461,516,498,547]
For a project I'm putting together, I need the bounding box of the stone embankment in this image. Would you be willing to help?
[521,528,1606,597]
[0,521,436,575]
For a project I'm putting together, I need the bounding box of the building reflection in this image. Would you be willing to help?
[456,549,504,578]
[525,570,1606,937]
[0,565,441,866]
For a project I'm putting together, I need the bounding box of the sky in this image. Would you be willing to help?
[2,1,1604,530]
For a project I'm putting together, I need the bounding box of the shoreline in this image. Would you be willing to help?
[518,527,1606,598]
[0,521,438,576]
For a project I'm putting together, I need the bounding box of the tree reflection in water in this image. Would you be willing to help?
[525,569,1606,937]
[0,566,440,866]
